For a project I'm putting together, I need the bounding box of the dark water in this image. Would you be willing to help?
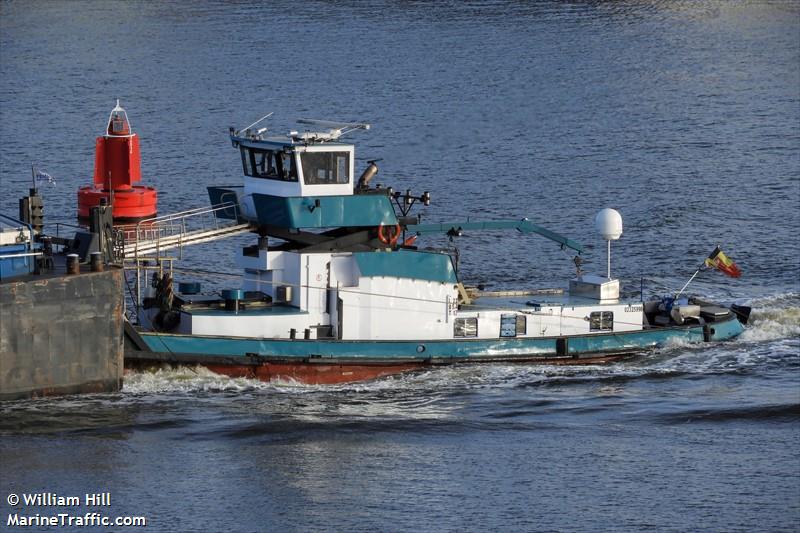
[1,1,799,531]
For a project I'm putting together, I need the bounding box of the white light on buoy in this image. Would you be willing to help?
[595,208,623,279]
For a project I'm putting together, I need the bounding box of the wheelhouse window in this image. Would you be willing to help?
[300,151,350,185]
[500,314,527,337]
[454,317,478,337]
[589,311,613,331]
[240,147,297,182]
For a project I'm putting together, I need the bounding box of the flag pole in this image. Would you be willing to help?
[677,245,739,299]
[675,264,704,299]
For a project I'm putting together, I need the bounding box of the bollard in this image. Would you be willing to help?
[66,254,80,275]
[221,289,243,313]
[90,251,104,272]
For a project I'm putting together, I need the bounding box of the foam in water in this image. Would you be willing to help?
[122,366,270,394]
[740,292,800,342]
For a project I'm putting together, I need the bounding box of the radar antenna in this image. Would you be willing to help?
[238,112,273,133]
[595,208,623,279]
[231,112,273,139]
[293,118,370,142]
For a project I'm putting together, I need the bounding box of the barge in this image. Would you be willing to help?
[0,210,124,401]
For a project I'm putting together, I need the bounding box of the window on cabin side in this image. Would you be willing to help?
[240,147,297,182]
[500,314,515,337]
[500,314,527,337]
[589,311,614,331]
[454,317,478,337]
[300,152,350,185]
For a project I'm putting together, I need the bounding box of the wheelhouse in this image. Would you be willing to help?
[236,139,355,198]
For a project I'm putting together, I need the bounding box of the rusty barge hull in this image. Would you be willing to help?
[124,350,632,385]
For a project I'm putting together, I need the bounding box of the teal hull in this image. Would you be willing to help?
[130,315,744,364]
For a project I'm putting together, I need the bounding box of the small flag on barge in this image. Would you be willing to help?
[32,166,56,186]
[705,246,741,278]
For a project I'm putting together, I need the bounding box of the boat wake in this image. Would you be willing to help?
[122,366,271,395]
[739,292,800,342]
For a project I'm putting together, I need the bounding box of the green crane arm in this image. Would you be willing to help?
[406,218,583,254]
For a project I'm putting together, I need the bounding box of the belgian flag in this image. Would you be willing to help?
[704,246,742,278]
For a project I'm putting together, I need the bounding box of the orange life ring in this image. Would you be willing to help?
[378,223,401,246]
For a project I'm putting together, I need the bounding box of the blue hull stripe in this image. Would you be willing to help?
[139,317,744,361]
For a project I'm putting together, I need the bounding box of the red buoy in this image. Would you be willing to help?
[77,101,157,221]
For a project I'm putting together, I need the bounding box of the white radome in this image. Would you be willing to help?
[595,208,623,241]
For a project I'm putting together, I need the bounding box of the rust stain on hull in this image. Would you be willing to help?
[126,352,634,386]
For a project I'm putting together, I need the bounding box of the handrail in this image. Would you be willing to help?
[135,204,231,226]
[49,221,85,240]
[0,252,42,259]
[126,202,244,260]
[0,213,30,226]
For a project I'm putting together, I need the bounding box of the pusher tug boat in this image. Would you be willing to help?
[123,117,750,384]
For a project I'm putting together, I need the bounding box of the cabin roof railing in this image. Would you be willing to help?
[230,117,369,148]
